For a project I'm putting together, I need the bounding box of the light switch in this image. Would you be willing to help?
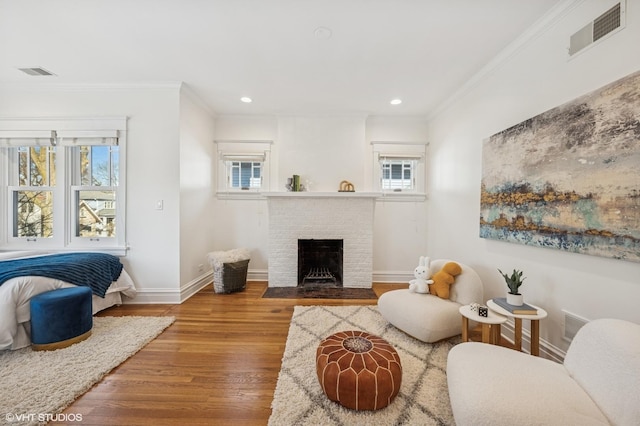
[156,200,164,210]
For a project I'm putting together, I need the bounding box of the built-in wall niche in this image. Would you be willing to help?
[298,239,343,287]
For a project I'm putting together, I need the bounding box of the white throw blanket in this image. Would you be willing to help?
[207,248,251,270]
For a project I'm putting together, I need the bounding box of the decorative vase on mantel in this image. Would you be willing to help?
[498,268,526,306]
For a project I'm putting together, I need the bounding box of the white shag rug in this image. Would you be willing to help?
[269,305,460,426]
[0,316,174,426]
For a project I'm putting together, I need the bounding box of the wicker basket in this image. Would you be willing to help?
[213,259,250,294]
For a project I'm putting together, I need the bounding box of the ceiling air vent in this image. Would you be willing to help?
[18,67,56,76]
[569,2,624,56]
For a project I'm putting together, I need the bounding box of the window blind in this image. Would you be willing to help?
[0,130,57,147]
[221,152,266,162]
[57,130,119,146]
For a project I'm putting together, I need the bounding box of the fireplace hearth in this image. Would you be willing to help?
[298,239,343,287]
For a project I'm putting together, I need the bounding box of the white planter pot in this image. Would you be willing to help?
[507,293,524,306]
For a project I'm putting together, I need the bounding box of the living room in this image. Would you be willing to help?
[1,0,639,424]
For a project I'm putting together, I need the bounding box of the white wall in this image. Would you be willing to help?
[179,88,217,293]
[0,84,211,303]
[211,114,429,279]
[277,115,367,192]
[367,116,430,278]
[426,0,640,353]
[210,115,276,275]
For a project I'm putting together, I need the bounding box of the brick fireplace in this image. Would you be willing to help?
[266,192,377,288]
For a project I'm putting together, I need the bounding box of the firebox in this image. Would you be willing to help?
[298,239,343,287]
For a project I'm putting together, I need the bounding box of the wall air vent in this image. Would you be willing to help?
[562,310,589,342]
[18,67,56,76]
[569,2,625,56]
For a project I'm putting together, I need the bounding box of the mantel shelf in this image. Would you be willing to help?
[262,192,381,199]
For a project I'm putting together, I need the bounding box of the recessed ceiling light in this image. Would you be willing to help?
[240,97,252,103]
[390,99,402,105]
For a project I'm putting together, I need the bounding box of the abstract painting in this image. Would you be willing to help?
[480,70,640,262]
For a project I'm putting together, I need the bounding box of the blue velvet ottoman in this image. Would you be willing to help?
[30,286,93,351]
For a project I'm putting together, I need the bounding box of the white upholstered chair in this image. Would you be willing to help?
[377,259,484,343]
[447,318,640,425]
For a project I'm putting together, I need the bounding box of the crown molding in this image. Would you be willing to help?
[0,81,183,92]
[179,82,217,118]
[427,0,585,121]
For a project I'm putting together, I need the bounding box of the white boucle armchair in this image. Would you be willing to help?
[447,318,640,426]
[377,259,484,343]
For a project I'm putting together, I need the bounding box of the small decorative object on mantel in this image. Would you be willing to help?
[339,180,355,192]
[498,268,525,306]
[285,175,305,192]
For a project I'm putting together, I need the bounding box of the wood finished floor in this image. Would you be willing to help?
[60,282,403,425]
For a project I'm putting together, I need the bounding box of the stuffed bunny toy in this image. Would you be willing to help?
[408,256,433,294]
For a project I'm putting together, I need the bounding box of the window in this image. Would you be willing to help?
[228,160,262,189]
[371,141,427,200]
[381,158,415,190]
[215,140,272,197]
[0,118,127,252]
[13,145,56,239]
[72,144,119,239]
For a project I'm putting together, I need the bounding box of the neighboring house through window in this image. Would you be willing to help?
[215,140,272,197]
[371,141,427,200]
[0,118,127,253]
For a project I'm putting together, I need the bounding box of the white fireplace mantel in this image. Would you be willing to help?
[266,193,376,288]
[263,191,381,199]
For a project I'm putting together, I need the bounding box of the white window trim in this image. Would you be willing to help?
[371,141,428,202]
[215,140,272,199]
[0,117,127,255]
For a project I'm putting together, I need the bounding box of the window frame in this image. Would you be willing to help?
[0,117,127,254]
[371,141,428,201]
[215,140,272,199]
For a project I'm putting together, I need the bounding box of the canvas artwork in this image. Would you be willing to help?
[480,70,640,263]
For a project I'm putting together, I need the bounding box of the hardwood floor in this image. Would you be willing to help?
[61,282,403,425]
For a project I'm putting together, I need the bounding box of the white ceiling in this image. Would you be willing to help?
[0,0,562,116]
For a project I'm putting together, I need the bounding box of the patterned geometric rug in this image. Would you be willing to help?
[269,305,460,425]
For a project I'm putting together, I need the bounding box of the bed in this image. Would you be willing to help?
[0,251,137,350]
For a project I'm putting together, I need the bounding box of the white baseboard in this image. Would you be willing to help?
[248,269,268,281]
[124,289,182,304]
[124,269,410,303]
[123,271,213,304]
[180,271,213,302]
[500,320,566,363]
[372,271,412,283]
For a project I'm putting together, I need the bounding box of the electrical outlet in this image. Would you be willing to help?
[198,264,205,273]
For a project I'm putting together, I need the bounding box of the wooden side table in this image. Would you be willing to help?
[459,305,507,345]
[486,299,548,356]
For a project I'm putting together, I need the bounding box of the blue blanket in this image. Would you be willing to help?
[0,252,123,297]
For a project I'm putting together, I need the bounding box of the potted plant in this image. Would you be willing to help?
[498,268,525,306]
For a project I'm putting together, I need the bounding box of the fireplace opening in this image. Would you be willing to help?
[298,239,343,287]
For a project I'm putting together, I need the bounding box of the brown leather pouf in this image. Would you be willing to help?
[316,330,402,410]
